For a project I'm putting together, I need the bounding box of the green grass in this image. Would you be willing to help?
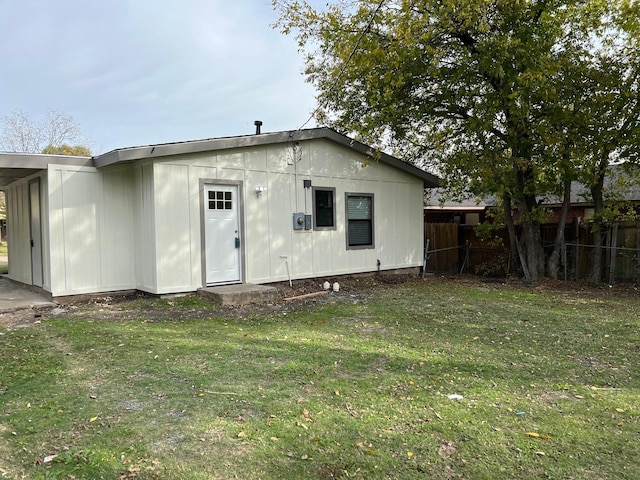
[1,279,639,479]
[0,241,7,274]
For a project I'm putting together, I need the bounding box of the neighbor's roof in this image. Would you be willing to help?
[0,128,439,189]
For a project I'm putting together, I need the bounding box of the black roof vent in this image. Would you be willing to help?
[254,120,263,135]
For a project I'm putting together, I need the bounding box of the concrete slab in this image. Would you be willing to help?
[0,277,55,312]
[198,283,278,306]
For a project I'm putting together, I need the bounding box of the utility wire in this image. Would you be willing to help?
[296,0,386,131]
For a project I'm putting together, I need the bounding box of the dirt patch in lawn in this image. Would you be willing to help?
[0,274,638,329]
[0,273,416,328]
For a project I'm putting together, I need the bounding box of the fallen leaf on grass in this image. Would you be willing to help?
[407,451,414,458]
[89,417,98,423]
[526,432,551,439]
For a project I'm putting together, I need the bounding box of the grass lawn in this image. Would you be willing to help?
[0,241,7,274]
[1,277,639,479]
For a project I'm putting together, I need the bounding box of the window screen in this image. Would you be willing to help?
[346,194,373,248]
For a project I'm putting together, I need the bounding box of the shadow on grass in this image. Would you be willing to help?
[2,283,639,479]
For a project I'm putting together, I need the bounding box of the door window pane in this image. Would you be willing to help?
[208,190,233,210]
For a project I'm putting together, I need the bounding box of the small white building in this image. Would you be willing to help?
[0,128,438,298]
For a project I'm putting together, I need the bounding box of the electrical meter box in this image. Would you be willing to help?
[292,212,305,230]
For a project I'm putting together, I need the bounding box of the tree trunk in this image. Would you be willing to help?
[503,193,525,278]
[508,157,544,282]
[519,217,545,282]
[513,181,545,283]
[587,173,605,284]
[547,178,572,279]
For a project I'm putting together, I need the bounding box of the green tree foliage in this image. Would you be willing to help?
[274,0,640,282]
[41,144,92,157]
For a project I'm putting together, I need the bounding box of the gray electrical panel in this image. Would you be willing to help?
[304,214,312,230]
[292,212,305,230]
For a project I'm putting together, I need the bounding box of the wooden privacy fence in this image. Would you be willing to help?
[425,221,640,283]
[423,223,460,274]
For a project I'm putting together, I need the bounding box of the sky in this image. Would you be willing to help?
[0,0,318,154]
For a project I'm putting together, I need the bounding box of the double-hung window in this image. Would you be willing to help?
[346,193,374,249]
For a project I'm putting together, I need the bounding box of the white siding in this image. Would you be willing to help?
[153,163,195,293]
[5,181,34,285]
[5,137,424,297]
[101,168,136,289]
[133,163,157,292]
[47,165,135,296]
[146,138,424,292]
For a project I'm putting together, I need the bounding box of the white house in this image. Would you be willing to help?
[0,127,439,298]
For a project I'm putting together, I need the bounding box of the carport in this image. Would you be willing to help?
[0,152,93,293]
[0,277,53,313]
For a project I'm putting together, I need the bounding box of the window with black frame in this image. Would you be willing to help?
[313,187,336,229]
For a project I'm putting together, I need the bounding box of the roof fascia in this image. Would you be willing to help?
[93,127,440,188]
[93,131,304,168]
[0,152,93,169]
[312,128,440,188]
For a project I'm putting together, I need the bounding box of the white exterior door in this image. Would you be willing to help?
[29,179,43,287]
[204,184,241,285]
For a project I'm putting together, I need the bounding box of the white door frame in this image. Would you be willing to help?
[29,179,44,287]
[200,180,244,286]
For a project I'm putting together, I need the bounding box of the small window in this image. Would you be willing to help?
[313,187,336,230]
[346,193,374,249]
[208,190,233,210]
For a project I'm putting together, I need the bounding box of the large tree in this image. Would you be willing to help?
[578,13,640,283]
[0,108,90,155]
[274,0,639,282]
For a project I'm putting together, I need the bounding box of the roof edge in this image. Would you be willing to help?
[0,152,93,169]
[93,127,440,188]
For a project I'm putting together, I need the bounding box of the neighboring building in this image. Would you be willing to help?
[423,170,640,280]
[0,127,439,298]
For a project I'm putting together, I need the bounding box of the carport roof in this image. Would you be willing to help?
[0,153,92,188]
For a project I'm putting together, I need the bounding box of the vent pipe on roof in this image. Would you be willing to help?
[254,120,263,135]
